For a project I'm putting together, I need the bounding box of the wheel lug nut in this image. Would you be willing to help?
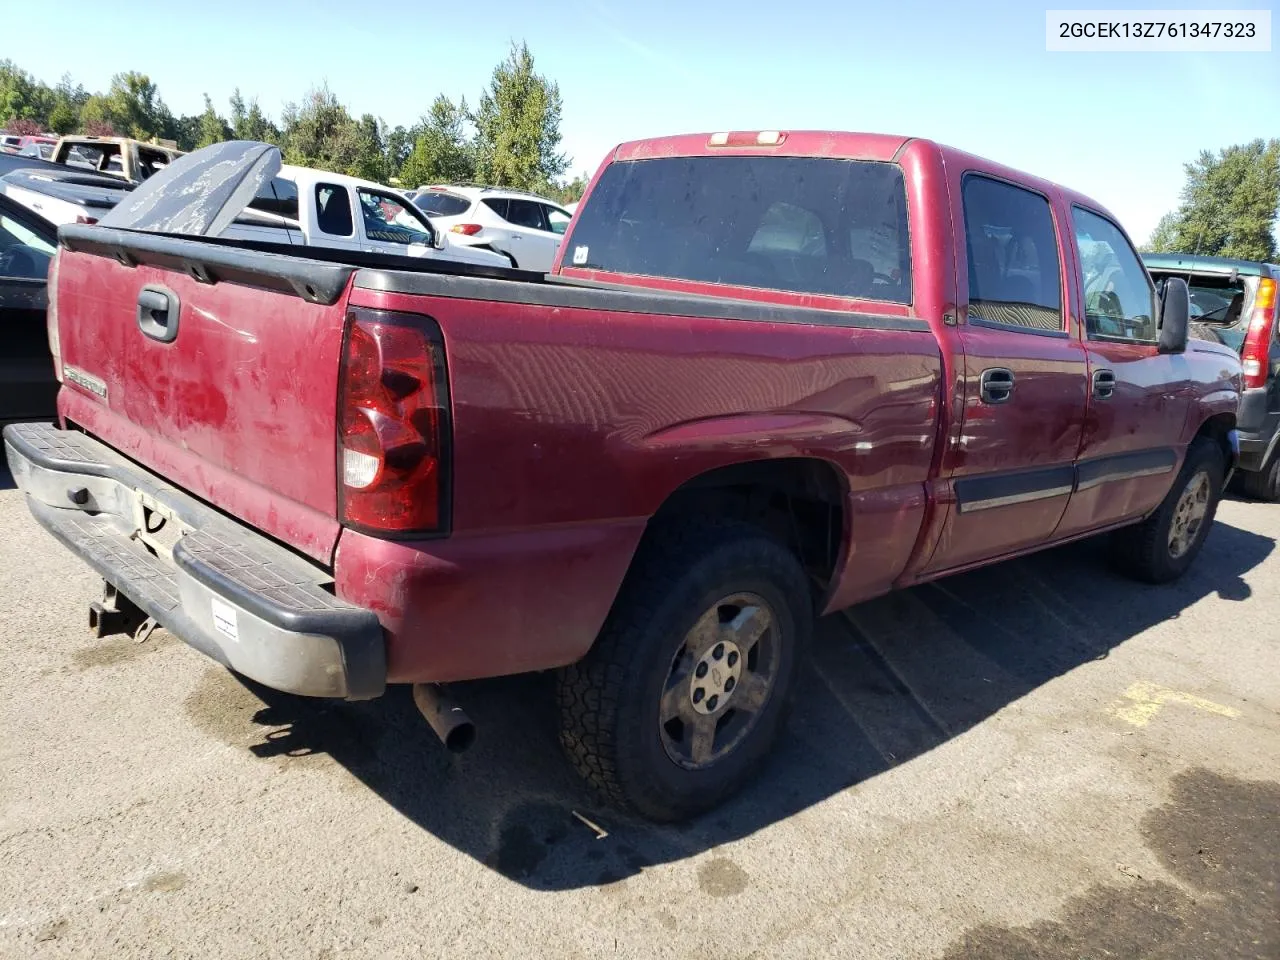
[695,662,708,679]
[706,695,719,711]
[713,643,724,660]
[727,651,738,667]
[724,676,735,692]
[693,687,704,703]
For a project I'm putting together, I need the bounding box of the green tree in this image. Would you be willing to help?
[47,100,77,134]
[1149,140,1280,261]
[229,88,279,143]
[102,72,168,139]
[196,94,229,148]
[78,95,117,136]
[1143,211,1181,253]
[472,42,567,190]
[0,60,42,125]
[384,124,413,180]
[280,86,369,176]
[400,95,475,188]
[352,113,387,181]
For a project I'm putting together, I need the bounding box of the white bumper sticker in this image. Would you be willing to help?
[211,597,239,643]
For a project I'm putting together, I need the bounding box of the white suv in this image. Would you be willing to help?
[410,185,573,273]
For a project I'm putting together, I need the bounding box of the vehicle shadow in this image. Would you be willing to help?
[229,519,1272,891]
[0,462,15,491]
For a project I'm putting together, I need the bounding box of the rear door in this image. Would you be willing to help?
[1054,208,1189,536]
[501,198,560,272]
[922,172,1088,573]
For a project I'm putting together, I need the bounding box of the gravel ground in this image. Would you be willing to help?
[1,469,1276,960]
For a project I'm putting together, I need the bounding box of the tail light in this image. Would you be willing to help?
[338,307,451,535]
[46,249,62,382]
[1241,277,1277,389]
[451,223,483,236]
[75,215,97,225]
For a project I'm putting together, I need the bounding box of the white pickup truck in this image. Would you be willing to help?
[221,165,509,268]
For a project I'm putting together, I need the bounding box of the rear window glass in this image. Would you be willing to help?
[247,177,300,221]
[414,191,471,217]
[562,156,911,302]
[1148,271,1250,352]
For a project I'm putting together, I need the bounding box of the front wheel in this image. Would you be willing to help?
[1112,438,1224,583]
[557,521,812,822]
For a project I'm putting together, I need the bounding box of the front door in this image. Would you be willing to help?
[1055,206,1189,537]
[923,172,1088,573]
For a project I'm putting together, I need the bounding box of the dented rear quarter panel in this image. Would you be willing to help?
[337,284,943,682]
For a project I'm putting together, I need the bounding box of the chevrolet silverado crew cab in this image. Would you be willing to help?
[5,135,1241,821]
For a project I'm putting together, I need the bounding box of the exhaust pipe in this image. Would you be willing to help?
[412,683,476,753]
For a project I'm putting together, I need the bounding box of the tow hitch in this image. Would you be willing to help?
[88,581,154,641]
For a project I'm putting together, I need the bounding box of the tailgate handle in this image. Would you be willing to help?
[136,286,180,343]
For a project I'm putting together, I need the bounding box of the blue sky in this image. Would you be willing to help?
[6,0,1277,242]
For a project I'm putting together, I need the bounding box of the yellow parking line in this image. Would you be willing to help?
[1108,680,1240,727]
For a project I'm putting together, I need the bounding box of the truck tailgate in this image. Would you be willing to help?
[53,238,353,563]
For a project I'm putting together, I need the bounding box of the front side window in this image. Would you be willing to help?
[962,176,1062,332]
[0,213,55,279]
[357,189,433,246]
[1073,208,1157,342]
[315,183,353,236]
[562,156,912,303]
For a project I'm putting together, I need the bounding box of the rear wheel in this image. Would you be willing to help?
[1240,450,1280,502]
[557,521,812,822]
[1112,438,1224,583]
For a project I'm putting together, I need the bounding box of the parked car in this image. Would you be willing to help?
[1,167,130,225]
[215,165,511,269]
[17,140,55,160]
[0,133,21,154]
[4,134,1241,821]
[0,193,57,422]
[1144,253,1280,499]
[411,184,572,272]
[51,135,183,183]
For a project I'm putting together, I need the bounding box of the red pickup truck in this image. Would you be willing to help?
[4,135,1242,821]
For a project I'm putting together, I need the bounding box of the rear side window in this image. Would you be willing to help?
[481,197,510,220]
[248,177,300,221]
[545,205,571,235]
[414,191,471,217]
[505,199,548,231]
[561,156,912,303]
[1073,207,1156,342]
[315,183,353,237]
[962,176,1062,332]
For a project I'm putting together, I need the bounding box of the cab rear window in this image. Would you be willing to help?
[563,156,911,303]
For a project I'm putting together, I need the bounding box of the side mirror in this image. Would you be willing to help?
[1158,276,1190,354]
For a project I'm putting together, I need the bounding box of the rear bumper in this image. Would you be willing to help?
[1235,388,1279,473]
[3,422,385,699]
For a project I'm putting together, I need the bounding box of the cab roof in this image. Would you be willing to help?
[1141,252,1279,278]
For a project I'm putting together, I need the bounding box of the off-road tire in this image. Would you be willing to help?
[1112,437,1224,584]
[556,520,812,822]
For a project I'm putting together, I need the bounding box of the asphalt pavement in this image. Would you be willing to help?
[1,465,1276,959]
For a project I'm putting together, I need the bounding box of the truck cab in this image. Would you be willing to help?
[52,136,183,184]
[221,165,510,269]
